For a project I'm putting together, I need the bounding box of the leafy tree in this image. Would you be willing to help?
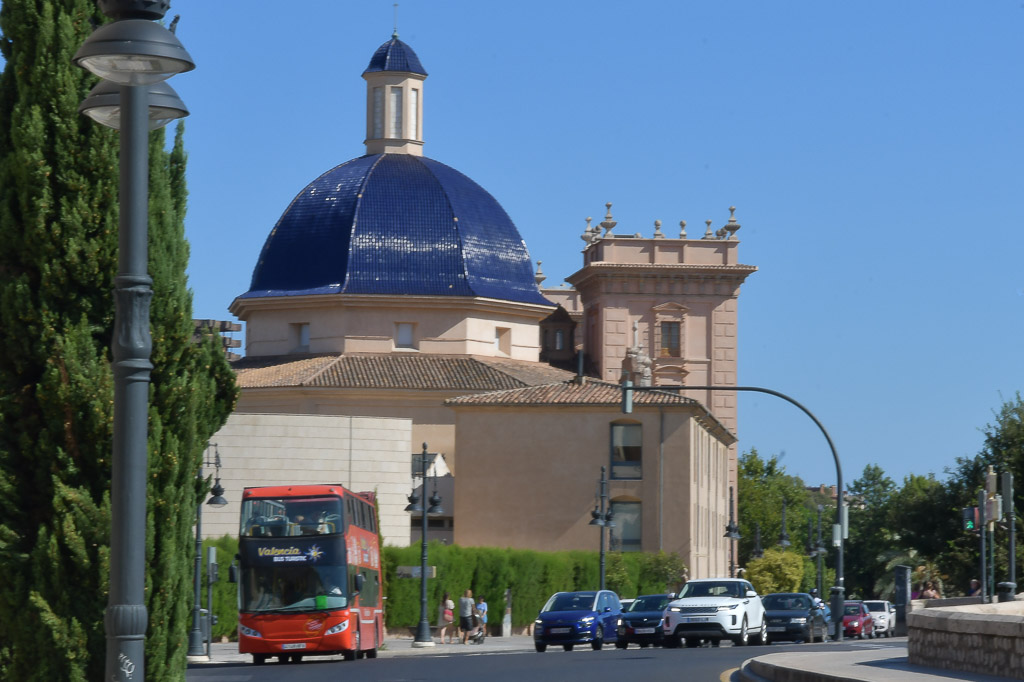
[0,2,236,678]
[844,464,896,598]
[745,548,804,594]
[737,449,814,568]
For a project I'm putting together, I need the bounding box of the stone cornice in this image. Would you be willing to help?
[566,262,758,288]
[230,292,556,320]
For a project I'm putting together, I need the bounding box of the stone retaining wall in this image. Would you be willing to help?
[908,597,1024,679]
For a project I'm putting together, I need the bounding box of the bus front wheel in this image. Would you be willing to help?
[252,654,267,665]
[344,625,361,661]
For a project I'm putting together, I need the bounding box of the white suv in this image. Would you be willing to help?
[662,578,767,648]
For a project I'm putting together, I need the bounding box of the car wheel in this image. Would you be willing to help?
[535,643,546,653]
[615,639,628,649]
[663,633,679,648]
[733,616,749,646]
[752,618,768,645]
[252,654,267,665]
[591,632,603,651]
[685,638,700,648]
[639,642,650,648]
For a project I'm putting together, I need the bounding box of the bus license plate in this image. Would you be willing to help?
[282,643,307,650]
[550,627,570,634]
[682,617,709,623]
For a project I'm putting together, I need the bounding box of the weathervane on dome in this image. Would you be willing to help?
[393,3,399,38]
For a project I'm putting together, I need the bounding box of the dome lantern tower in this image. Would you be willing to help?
[362,33,427,156]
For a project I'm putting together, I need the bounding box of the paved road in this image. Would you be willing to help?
[187,635,909,682]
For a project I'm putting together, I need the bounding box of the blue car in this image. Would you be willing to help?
[534,590,622,652]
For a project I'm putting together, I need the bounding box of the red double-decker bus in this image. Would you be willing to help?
[235,484,383,664]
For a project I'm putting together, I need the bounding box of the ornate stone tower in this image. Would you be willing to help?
[566,203,757,487]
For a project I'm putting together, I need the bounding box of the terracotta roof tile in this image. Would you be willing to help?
[444,379,699,407]
[232,354,576,391]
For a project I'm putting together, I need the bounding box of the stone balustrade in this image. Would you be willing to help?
[908,596,1024,679]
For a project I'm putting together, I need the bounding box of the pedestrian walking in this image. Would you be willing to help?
[438,591,455,644]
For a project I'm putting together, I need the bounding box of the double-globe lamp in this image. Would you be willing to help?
[73,1,193,680]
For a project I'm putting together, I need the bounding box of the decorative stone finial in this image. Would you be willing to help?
[724,206,741,240]
[703,219,714,239]
[653,219,664,238]
[581,216,593,242]
[600,202,617,236]
[535,261,546,286]
[679,220,687,238]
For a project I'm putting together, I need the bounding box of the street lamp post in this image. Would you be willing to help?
[621,383,846,641]
[407,443,442,647]
[187,444,228,661]
[816,505,825,597]
[723,486,741,577]
[589,466,615,590]
[73,3,193,679]
[752,523,764,560]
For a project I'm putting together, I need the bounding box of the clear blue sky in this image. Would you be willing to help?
[25,2,1024,489]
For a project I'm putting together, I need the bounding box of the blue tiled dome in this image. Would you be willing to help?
[363,35,427,76]
[241,154,552,307]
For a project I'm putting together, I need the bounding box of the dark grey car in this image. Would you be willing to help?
[761,592,828,643]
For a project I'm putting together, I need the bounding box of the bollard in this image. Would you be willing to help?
[997,582,1016,603]
[893,565,911,636]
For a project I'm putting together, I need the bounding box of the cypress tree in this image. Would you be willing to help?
[0,2,238,679]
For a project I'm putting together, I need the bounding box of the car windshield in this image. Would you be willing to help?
[762,594,811,610]
[864,602,885,612]
[678,581,744,598]
[627,596,671,612]
[844,604,860,616]
[543,592,597,612]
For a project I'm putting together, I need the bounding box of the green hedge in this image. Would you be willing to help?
[195,536,686,636]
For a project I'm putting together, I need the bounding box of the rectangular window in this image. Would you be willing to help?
[660,321,680,357]
[495,327,511,355]
[610,501,641,552]
[396,322,414,349]
[389,87,403,138]
[555,329,565,351]
[291,322,310,352]
[610,423,642,479]
[410,88,419,140]
[372,86,383,138]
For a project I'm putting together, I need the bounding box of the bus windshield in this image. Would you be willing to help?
[240,563,348,613]
[240,496,344,537]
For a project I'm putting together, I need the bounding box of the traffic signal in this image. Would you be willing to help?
[962,506,979,532]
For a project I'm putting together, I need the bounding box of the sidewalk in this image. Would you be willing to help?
[189,634,537,665]
[736,645,1012,682]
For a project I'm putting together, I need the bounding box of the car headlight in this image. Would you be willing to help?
[325,620,350,636]
[716,604,738,611]
[238,625,262,638]
[790,618,807,624]
[534,619,544,626]
[579,616,595,624]
[669,606,681,612]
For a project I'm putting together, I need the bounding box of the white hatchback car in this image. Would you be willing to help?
[863,600,895,637]
[662,578,767,648]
